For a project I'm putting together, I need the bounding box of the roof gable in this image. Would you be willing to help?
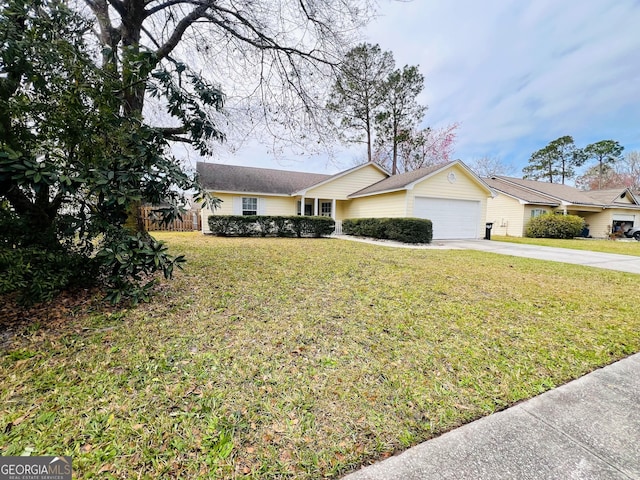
[349,160,494,198]
[293,162,389,196]
[584,188,638,206]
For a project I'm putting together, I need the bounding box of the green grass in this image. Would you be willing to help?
[2,233,639,478]
[493,235,640,256]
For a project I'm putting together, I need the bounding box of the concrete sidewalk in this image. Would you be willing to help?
[343,353,640,480]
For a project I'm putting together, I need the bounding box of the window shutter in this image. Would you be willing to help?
[232,197,242,215]
[257,198,266,215]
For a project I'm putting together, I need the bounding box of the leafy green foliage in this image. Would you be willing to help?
[208,215,334,238]
[525,214,585,239]
[583,140,624,189]
[0,0,221,304]
[0,246,94,304]
[343,217,433,243]
[327,43,395,162]
[375,66,427,174]
[523,136,585,184]
[96,232,185,305]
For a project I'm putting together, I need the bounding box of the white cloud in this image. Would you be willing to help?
[362,1,640,171]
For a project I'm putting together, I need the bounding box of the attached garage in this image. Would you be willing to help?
[414,197,481,239]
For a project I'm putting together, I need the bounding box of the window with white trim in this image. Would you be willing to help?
[320,201,332,217]
[242,197,258,215]
[531,208,546,218]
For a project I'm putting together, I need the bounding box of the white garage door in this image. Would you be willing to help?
[413,197,480,239]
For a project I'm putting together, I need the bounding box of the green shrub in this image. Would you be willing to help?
[207,215,334,238]
[342,217,432,244]
[255,216,275,237]
[309,216,335,238]
[0,246,97,304]
[342,219,360,236]
[287,216,307,238]
[386,218,433,243]
[273,217,293,237]
[525,213,585,239]
[208,216,235,236]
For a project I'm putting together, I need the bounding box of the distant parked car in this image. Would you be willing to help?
[623,226,640,241]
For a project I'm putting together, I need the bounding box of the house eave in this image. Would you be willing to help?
[207,189,292,198]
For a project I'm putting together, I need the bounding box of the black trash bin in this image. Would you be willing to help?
[484,222,493,240]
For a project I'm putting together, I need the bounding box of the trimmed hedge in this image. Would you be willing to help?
[208,215,335,238]
[342,217,433,244]
[525,213,585,239]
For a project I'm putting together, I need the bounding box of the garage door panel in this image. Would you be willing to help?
[413,197,480,239]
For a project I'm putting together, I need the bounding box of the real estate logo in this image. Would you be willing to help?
[0,456,72,480]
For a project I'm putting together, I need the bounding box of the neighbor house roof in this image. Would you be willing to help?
[349,160,494,198]
[490,176,605,206]
[483,177,561,206]
[197,162,332,195]
[487,176,640,209]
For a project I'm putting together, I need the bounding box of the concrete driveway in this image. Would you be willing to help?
[334,236,640,275]
[440,240,640,275]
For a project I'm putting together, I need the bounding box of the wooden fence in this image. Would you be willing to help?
[140,206,202,232]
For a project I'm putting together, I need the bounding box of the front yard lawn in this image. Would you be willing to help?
[1,233,639,478]
[493,235,640,256]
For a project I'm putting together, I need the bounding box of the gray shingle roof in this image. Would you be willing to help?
[196,162,332,195]
[582,189,633,205]
[491,176,603,206]
[483,177,561,205]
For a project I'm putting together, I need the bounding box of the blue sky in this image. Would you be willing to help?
[206,0,640,176]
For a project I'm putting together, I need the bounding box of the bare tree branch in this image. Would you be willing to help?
[145,0,205,18]
[155,4,208,60]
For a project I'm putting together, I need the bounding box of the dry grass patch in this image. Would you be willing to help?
[1,232,639,478]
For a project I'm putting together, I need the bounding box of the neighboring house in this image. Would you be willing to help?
[197,160,495,239]
[485,176,640,238]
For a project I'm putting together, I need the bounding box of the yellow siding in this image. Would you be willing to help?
[335,201,348,220]
[486,195,527,236]
[304,164,387,199]
[264,197,298,216]
[582,209,639,238]
[581,212,611,239]
[345,191,407,218]
[207,193,236,215]
[406,164,488,212]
